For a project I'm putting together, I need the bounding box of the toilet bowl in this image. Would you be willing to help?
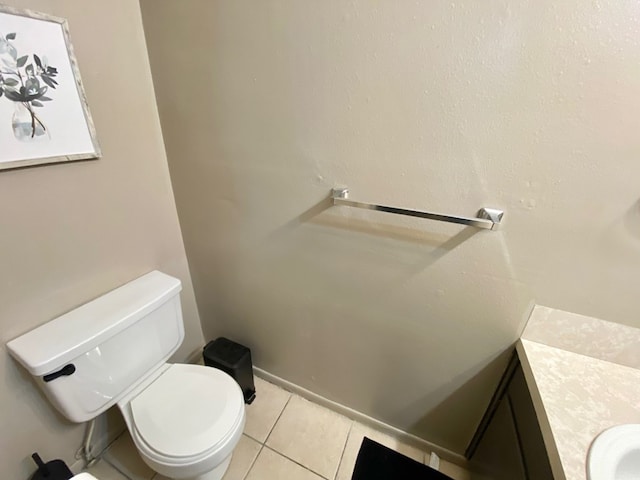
[7,271,245,480]
[73,474,99,480]
[120,363,245,479]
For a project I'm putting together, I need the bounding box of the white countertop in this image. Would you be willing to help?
[517,306,640,480]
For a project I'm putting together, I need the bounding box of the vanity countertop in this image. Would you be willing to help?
[517,305,640,480]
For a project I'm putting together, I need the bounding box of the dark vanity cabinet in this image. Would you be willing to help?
[467,355,554,480]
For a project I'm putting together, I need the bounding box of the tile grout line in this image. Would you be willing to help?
[262,392,293,446]
[242,390,294,479]
[257,392,355,480]
[243,432,263,444]
[262,444,329,480]
[101,456,133,480]
[241,444,264,480]
[333,421,354,480]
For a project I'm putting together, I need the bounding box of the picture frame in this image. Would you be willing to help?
[0,5,100,170]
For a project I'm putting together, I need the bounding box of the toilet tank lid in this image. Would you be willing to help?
[7,271,182,376]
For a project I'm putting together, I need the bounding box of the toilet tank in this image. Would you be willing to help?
[7,271,185,423]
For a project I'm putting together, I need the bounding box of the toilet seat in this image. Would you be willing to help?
[130,364,245,464]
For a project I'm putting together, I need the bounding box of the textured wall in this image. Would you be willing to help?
[141,0,640,453]
[0,1,203,478]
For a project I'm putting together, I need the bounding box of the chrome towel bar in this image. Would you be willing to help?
[331,188,504,231]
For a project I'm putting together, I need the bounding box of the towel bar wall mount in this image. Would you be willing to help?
[331,188,504,231]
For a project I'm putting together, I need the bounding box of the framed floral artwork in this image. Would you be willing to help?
[0,6,100,170]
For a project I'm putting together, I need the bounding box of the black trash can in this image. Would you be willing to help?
[203,337,256,404]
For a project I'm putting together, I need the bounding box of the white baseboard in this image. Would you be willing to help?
[186,347,204,365]
[253,366,468,467]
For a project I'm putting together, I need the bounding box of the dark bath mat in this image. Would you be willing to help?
[351,437,454,480]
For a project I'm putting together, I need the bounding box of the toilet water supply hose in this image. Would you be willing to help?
[76,419,98,468]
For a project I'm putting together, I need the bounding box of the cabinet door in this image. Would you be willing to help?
[470,394,527,480]
[508,365,554,480]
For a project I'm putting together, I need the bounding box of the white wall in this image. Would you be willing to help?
[0,1,203,478]
[141,0,640,453]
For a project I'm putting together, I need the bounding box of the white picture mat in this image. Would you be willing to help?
[0,11,95,164]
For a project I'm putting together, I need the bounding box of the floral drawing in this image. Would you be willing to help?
[0,31,59,140]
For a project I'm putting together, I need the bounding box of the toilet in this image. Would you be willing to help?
[7,271,245,480]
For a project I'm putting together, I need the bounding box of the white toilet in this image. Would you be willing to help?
[8,271,246,480]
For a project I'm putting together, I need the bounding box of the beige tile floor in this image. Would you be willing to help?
[86,377,470,480]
